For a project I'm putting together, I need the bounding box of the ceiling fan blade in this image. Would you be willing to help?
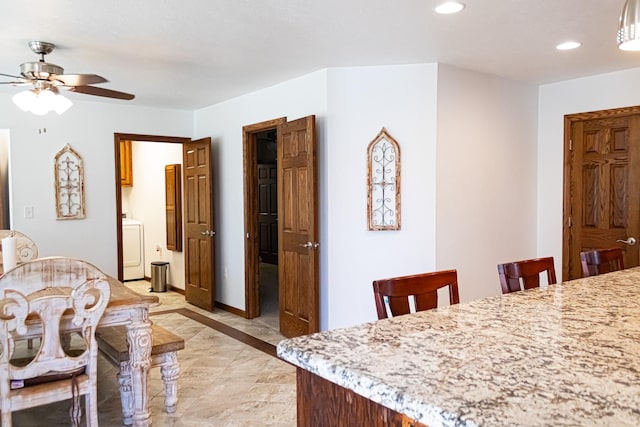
[68,85,135,100]
[0,72,23,80]
[54,74,108,86]
[0,81,31,86]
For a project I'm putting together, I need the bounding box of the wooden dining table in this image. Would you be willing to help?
[102,276,159,427]
[278,267,640,426]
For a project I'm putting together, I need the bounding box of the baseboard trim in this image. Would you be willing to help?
[168,285,185,295]
[215,301,247,318]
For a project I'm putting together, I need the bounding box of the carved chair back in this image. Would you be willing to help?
[0,257,110,427]
[0,230,38,274]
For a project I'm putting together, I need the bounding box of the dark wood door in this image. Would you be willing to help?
[258,164,278,264]
[278,116,319,338]
[183,138,216,310]
[565,110,640,279]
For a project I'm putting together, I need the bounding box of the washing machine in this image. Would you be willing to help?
[123,219,144,280]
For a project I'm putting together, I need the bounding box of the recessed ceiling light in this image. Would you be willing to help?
[435,2,466,14]
[556,41,582,50]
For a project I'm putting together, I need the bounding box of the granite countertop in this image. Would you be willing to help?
[277,268,640,427]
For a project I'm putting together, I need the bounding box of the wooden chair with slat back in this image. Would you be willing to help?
[497,257,557,294]
[372,270,459,319]
[580,247,625,277]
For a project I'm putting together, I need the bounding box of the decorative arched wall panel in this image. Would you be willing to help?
[367,128,401,231]
[54,143,85,220]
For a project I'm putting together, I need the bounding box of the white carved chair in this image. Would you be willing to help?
[0,257,110,427]
[0,230,39,274]
[0,230,40,350]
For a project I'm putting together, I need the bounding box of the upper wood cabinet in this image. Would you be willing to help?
[120,140,133,187]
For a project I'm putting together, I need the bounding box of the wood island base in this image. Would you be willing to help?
[296,368,428,427]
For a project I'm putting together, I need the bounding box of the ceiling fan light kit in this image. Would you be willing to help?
[12,88,72,115]
[1,41,134,116]
[618,0,640,51]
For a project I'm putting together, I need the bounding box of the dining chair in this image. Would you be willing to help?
[0,230,38,273]
[0,230,40,350]
[372,269,459,319]
[497,256,557,294]
[580,247,625,277]
[0,257,110,427]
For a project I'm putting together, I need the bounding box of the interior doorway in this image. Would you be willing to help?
[243,115,319,338]
[256,129,279,328]
[113,133,191,282]
[114,134,217,310]
[243,118,286,327]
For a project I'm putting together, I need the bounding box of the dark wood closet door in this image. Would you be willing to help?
[258,164,278,264]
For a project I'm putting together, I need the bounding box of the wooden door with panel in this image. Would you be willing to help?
[277,116,319,338]
[564,109,640,280]
[183,138,216,310]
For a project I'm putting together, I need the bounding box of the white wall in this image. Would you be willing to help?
[436,64,539,301]
[325,64,439,328]
[538,66,640,275]
[194,62,538,330]
[194,64,442,330]
[0,94,192,277]
[5,60,625,331]
[124,141,184,288]
[194,70,328,312]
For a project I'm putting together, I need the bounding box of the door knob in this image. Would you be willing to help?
[616,237,637,246]
[200,230,216,237]
[299,241,320,249]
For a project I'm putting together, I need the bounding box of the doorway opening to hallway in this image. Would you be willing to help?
[243,119,284,331]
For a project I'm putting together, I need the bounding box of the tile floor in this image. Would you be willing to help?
[12,280,297,426]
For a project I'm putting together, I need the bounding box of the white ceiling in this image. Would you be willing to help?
[1,0,638,110]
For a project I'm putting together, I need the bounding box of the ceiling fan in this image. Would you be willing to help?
[0,41,134,114]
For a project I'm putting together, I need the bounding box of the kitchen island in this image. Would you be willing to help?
[277,268,640,426]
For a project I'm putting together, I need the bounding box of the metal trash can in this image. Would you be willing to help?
[150,261,169,292]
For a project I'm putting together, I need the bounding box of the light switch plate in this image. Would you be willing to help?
[24,206,34,219]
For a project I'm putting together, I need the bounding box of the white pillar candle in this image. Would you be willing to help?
[2,236,17,272]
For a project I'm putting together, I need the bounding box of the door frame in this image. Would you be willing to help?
[562,105,640,280]
[113,133,191,282]
[242,117,286,319]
